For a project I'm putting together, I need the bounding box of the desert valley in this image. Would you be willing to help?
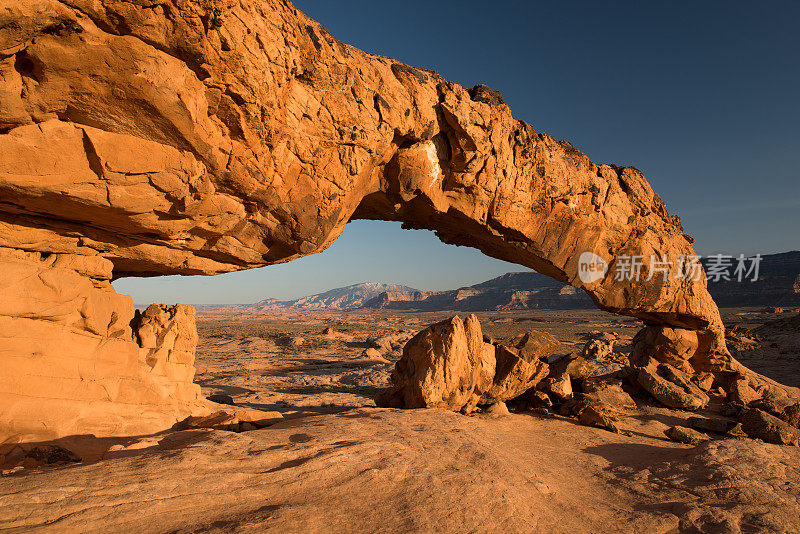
[1,0,799,532]
[3,263,800,531]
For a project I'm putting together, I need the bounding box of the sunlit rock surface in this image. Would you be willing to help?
[0,0,790,438]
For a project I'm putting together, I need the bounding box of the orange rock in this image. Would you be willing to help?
[0,248,208,443]
[0,0,794,439]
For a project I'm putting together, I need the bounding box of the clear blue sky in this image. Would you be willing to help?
[114,0,800,304]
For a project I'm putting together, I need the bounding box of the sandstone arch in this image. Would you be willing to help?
[0,0,780,441]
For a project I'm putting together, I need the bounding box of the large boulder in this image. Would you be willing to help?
[375,315,495,412]
[637,364,710,411]
[632,326,714,374]
[740,408,800,446]
[376,317,559,412]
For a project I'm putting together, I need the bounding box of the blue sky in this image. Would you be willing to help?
[114,0,800,304]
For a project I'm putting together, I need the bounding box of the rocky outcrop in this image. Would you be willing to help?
[636,364,710,411]
[375,315,559,411]
[0,0,722,324]
[375,315,496,412]
[0,247,208,444]
[0,0,791,437]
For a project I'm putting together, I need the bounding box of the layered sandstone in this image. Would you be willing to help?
[0,0,790,439]
[0,247,207,444]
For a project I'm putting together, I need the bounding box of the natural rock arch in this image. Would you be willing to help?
[0,0,783,441]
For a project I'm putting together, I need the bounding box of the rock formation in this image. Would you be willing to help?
[376,315,800,450]
[376,315,562,412]
[0,0,793,439]
[0,247,208,443]
[375,315,497,412]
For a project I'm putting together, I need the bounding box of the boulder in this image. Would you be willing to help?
[582,374,638,414]
[549,353,595,381]
[376,318,562,411]
[480,332,558,404]
[186,411,238,430]
[184,408,283,431]
[747,398,800,429]
[484,402,510,416]
[637,364,710,410]
[632,326,702,374]
[540,376,574,402]
[582,333,616,360]
[576,403,620,434]
[665,426,711,445]
[375,315,495,412]
[785,404,800,428]
[692,372,715,392]
[510,331,562,364]
[740,408,800,446]
[729,378,760,405]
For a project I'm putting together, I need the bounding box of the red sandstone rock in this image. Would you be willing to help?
[0,247,208,443]
[375,315,495,412]
[0,0,794,438]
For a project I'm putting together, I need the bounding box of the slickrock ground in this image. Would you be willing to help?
[2,408,799,533]
[2,307,799,533]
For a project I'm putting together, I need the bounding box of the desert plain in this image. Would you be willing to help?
[2,305,800,533]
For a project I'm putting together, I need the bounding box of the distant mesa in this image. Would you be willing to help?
[703,251,800,308]
[249,282,418,311]
[224,272,591,312]
[223,251,800,312]
[363,272,591,311]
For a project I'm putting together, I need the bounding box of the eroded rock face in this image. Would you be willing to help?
[375,315,495,411]
[376,316,560,412]
[0,247,207,443]
[0,0,791,437]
